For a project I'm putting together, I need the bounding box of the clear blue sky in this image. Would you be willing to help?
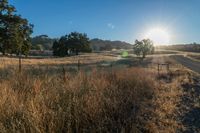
[10,0,200,44]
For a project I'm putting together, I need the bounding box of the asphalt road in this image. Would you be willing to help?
[171,55,200,73]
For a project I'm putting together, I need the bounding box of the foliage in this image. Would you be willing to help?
[68,32,92,54]
[52,38,67,57]
[52,32,92,56]
[34,44,43,51]
[0,0,33,55]
[133,39,154,58]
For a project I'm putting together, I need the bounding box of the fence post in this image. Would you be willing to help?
[19,52,22,73]
[157,64,160,75]
[77,60,80,71]
[62,66,66,81]
[167,64,169,72]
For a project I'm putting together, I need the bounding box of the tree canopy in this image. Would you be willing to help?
[52,32,92,57]
[133,39,154,58]
[0,0,33,55]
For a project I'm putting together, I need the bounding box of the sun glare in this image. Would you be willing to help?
[144,28,170,45]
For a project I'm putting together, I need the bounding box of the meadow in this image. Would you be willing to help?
[0,51,199,132]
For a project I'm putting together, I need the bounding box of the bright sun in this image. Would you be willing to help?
[144,28,170,45]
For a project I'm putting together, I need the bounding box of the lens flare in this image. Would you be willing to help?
[144,28,170,45]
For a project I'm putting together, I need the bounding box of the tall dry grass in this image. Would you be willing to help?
[0,67,157,132]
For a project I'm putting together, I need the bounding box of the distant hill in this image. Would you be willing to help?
[90,38,133,51]
[31,35,57,50]
[31,36,133,51]
[159,43,200,52]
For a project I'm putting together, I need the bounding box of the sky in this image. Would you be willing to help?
[9,0,200,44]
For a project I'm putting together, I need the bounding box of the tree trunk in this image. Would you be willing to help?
[66,49,69,56]
[76,50,79,55]
[2,50,5,56]
[142,53,146,59]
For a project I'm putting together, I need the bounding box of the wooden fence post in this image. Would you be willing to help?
[77,60,80,71]
[157,64,160,75]
[167,64,170,72]
[62,66,66,81]
[19,53,22,73]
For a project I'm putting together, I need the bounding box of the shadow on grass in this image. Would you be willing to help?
[113,57,153,67]
[182,107,200,133]
[180,80,200,133]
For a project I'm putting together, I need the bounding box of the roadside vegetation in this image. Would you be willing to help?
[0,62,184,132]
[0,54,198,132]
[0,67,155,132]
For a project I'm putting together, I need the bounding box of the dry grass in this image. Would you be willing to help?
[0,55,194,132]
[154,50,178,55]
[187,54,200,61]
[0,53,116,67]
[0,66,158,132]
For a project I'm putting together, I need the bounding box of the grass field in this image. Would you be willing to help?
[0,51,199,132]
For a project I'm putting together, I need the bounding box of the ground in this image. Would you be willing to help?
[0,50,199,132]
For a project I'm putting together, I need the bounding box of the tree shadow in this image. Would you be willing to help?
[113,57,153,67]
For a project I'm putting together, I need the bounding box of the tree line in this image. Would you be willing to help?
[0,0,33,56]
